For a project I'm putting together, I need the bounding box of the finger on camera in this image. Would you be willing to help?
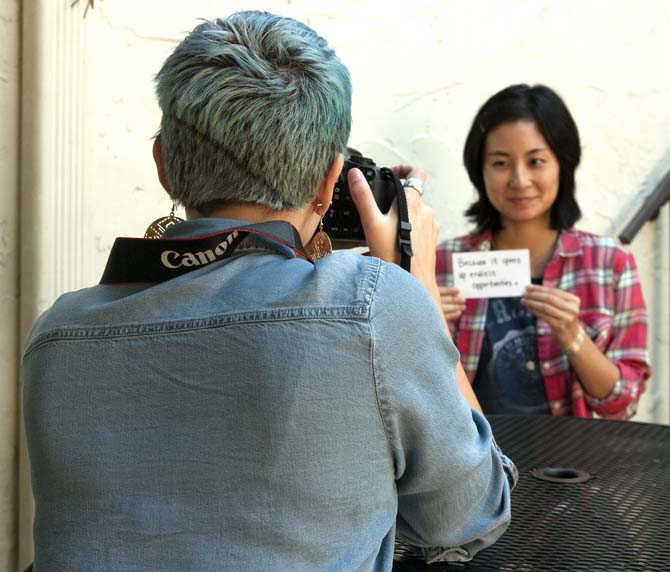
[391,164,413,178]
[392,164,427,182]
[404,190,422,212]
[348,168,381,220]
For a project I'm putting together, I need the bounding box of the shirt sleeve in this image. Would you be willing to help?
[370,263,516,562]
[435,241,459,339]
[435,241,452,286]
[583,247,651,419]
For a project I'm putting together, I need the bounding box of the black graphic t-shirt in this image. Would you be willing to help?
[473,280,550,415]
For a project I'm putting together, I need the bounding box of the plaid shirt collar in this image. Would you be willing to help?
[466,228,584,258]
[555,228,583,258]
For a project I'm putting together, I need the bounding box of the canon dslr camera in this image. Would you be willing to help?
[323,149,397,243]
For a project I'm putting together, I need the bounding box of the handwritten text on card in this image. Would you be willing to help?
[452,250,531,299]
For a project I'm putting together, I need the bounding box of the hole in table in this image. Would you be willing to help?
[531,466,593,483]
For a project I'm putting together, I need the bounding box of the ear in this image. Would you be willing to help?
[313,153,344,215]
[152,135,172,194]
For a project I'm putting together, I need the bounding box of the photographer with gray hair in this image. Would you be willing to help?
[21,11,515,572]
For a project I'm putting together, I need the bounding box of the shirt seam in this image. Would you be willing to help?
[367,263,397,469]
[24,308,368,357]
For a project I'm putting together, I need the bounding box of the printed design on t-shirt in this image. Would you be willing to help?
[487,324,540,387]
[476,298,550,415]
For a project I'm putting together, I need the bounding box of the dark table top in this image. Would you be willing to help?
[393,414,670,572]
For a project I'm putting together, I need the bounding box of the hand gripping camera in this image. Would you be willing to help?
[323,150,397,243]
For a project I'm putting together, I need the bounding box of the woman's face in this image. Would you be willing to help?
[482,119,560,229]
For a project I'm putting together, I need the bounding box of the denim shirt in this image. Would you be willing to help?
[22,218,516,572]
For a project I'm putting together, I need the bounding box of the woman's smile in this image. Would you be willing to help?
[508,196,538,207]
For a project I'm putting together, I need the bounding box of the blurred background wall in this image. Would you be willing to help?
[1,0,668,569]
[0,0,21,570]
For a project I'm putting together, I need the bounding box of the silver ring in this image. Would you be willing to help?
[403,177,424,196]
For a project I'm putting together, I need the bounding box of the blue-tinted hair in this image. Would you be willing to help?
[156,11,352,212]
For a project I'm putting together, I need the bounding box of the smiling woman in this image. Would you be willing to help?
[436,84,651,420]
[482,120,561,234]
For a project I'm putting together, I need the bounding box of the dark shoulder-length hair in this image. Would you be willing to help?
[463,84,582,233]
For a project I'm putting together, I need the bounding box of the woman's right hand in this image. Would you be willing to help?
[348,165,436,287]
[438,286,466,320]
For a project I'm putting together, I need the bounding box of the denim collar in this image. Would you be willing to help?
[162,217,301,259]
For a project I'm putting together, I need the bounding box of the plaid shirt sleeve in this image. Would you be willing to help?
[436,239,459,340]
[582,244,651,419]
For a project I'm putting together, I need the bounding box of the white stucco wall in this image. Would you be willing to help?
[0,0,20,569]
[13,0,670,568]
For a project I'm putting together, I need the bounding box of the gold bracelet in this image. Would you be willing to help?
[566,326,586,355]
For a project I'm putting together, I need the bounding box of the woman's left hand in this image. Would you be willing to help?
[521,284,581,350]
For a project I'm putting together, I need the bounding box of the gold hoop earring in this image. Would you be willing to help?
[144,202,185,239]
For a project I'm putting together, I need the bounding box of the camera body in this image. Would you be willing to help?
[323,152,397,243]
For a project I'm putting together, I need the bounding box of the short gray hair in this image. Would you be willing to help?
[155,11,352,212]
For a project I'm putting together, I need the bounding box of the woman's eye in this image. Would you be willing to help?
[492,160,508,168]
[530,158,546,166]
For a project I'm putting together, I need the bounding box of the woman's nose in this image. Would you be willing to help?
[510,165,531,189]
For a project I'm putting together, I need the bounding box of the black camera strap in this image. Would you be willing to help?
[380,168,413,272]
[100,221,310,285]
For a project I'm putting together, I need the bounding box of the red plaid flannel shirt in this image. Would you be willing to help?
[436,228,650,419]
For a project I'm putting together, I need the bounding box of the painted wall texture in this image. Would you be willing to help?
[0,0,20,569]
[9,0,670,569]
